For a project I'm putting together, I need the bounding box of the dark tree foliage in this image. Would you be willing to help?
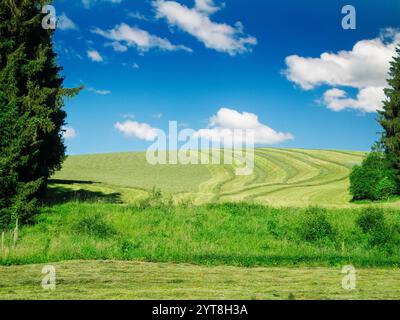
[350,150,398,201]
[0,0,79,228]
[379,46,400,179]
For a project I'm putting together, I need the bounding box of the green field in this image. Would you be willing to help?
[51,148,391,208]
[2,148,400,300]
[1,260,400,300]
[2,202,400,267]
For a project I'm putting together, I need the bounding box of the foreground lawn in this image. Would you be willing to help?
[1,203,400,267]
[1,260,399,300]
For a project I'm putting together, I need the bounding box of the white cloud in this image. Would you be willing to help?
[87,50,103,62]
[194,108,293,145]
[153,0,257,55]
[105,41,128,52]
[153,113,163,119]
[322,87,386,113]
[115,120,158,141]
[132,63,140,69]
[57,13,77,31]
[63,127,77,139]
[82,0,122,9]
[88,87,111,95]
[194,0,221,14]
[92,23,192,53]
[284,29,400,112]
[128,11,151,22]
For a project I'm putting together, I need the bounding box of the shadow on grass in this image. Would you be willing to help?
[45,186,122,205]
[350,195,400,205]
[48,179,95,185]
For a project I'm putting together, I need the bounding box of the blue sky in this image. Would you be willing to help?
[52,0,400,155]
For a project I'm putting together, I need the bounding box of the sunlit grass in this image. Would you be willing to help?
[50,148,400,208]
[1,260,400,300]
[1,203,400,267]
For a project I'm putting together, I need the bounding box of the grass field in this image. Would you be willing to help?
[1,260,400,300]
[2,148,400,300]
[52,148,380,207]
[1,203,400,267]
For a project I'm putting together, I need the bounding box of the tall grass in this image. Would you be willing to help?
[1,202,400,267]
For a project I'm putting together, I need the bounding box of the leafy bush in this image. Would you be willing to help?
[298,207,336,242]
[356,207,386,234]
[350,151,398,201]
[356,208,399,248]
[375,177,398,200]
[72,214,117,239]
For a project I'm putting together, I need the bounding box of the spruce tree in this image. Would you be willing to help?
[379,46,400,182]
[0,0,79,228]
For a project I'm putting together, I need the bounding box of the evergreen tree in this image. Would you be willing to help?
[0,0,79,228]
[379,46,400,181]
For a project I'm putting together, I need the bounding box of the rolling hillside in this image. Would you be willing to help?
[50,148,381,207]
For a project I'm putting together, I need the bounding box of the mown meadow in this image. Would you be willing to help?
[52,148,375,207]
[2,148,400,299]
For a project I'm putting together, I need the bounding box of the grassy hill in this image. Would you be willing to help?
[51,148,383,207]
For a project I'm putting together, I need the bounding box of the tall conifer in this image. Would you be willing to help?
[379,46,400,181]
[0,0,79,227]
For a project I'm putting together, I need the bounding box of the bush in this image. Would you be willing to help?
[72,214,117,239]
[356,208,386,234]
[375,177,398,200]
[350,151,398,201]
[298,207,336,242]
[356,208,396,247]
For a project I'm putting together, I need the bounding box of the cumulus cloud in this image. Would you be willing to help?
[87,50,103,62]
[63,127,77,139]
[57,13,77,31]
[284,29,400,112]
[153,0,257,55]
[115,120,158,141]
[194,108,293,145]
[322,87,386,113]
[92,23,192,53]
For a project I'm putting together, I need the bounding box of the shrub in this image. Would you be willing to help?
[356,208,398,248]
[375,177,398,200]
[356,208,386,234]
[350,151,398,201]
[298,207,336,243]
[71,214,117,239]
